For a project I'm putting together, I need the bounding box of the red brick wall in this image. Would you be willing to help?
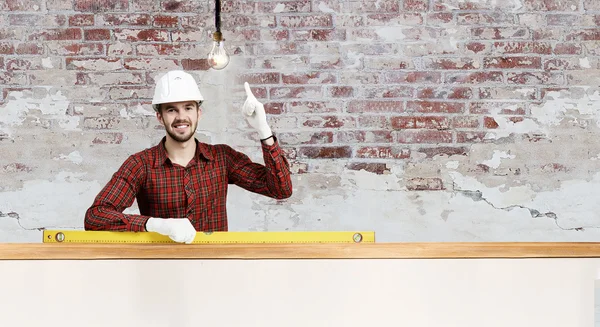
[1,0,598,188]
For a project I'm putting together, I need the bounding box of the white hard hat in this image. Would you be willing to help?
[151,70,204,112]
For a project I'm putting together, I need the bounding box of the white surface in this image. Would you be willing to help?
[0,258,598,326]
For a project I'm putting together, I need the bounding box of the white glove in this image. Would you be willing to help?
[145,217,196,244]
[242,82,272,139]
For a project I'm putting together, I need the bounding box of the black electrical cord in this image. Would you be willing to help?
[215,0,221,33]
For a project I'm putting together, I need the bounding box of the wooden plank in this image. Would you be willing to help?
[1,242,600,260]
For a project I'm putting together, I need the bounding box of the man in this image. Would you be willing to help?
[84,70,293,243]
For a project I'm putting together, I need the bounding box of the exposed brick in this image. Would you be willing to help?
[75,0,128,11]
[347,162,390,175]
[261,30,290,41]
[6,0,43,11]
[161,0,207,12]
[153,15,178,27]
[492,42,552,54]
[356,116,388,129]
[545,58,591,71]
[418,147,468,158]
[263,103,284,115]
[391,116,450,130]
[47,43,104,56]
[83,117,122,129]
[124,58,179,70]
[279,15,333,28]
[328,86,353,98]
[406,178,444,191]
[565,29,600,41]
[292,29,347,41]
[6,59,45,70]
[270,87,322,99]
[108,43,134,56]
[484,116,499,129]
[479,87,537,100]
[282,72,336,84]
[107,86,152,100]
[465,42,490,54]
[356,147,410,159]
[66,57,123,71]
[256,0,310,13]
[346,0,399,12]
[136,44,180,56]
[336,14,364,27]
[299,146,352,159]
[547,14,580,26]
[278,132,333,145]
[84,29,111,41]
[427,12,454,25]
[404,0,428,11]
[92,133,124,145]
[0,43,15,55]
[1,163,32,175]
[255,42,309,55]
[484,116,525,129]
[365,13,423,25]
[472,27,529,40]
[452,116,480,128]
[446,71,503,84]
[348,101,404,113]
[385,72,442,84]
[483,56,542,69]
[171,29,203,42]
[365,57,413,70]
[28,28,82,41]
[507,72,564,84]
[421,57,479,70]
[47,0,72,10]
[9,14,66,26]
[114,29,169,42]
[15,43,44,55]
[337,130,393,143]
[407,101,465,113]
[533,28,562,40]
[457,12,514,25]
[238,73,280,85]
[80,72,144,86]
[396,130,452,144]
[363,86,414,98]
[181,59,210,70]
[523,0,579,11]
[100,14,151,26]
[553,43,582,55]
[0,72,28,85]
[470,102,526,115]
[285,101,341,114]
[456,131,488,143]
[69,14,94,26]
[302,115,356,128]
[417,87,473,99]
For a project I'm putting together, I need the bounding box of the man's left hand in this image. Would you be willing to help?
[242,82,273,141]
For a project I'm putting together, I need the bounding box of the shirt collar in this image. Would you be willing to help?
[154,137,214,168]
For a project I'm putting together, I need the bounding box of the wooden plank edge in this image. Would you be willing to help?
[1,243,600,260]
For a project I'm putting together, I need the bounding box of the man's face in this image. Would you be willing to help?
[156,101,200,143]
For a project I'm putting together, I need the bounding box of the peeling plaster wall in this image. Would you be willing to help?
[1,0,600,242]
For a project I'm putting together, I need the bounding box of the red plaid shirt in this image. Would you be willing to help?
[84,136,292,232]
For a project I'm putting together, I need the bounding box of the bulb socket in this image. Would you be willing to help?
[212,31,223,42]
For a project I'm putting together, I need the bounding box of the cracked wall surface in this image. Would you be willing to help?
[1,0,600,242]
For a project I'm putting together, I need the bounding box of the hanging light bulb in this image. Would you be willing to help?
[207,31,230,70]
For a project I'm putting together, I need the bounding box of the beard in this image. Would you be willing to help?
[165,119,197,143]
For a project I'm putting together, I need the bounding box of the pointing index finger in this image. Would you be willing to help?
[244,82,255,98]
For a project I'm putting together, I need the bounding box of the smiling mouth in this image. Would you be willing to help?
[173,124,189,130]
